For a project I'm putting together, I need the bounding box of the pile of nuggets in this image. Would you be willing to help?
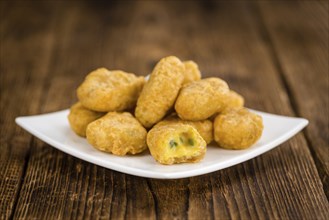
[68,56,263,165]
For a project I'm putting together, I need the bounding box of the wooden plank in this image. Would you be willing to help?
[11,1,156,219]
[163,1,329,219]
[258,0,329,198]
[0,1,58,219]
[6,1,329,219]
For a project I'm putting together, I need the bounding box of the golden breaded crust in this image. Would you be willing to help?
[195,90,244,122]
[147,124,206,165]
[175,78,229,121]
[67,102,105,137]
[86,112,147,155]
[223,90,244,110]
[183,61,201,85]
[77,68,145,112]
[135,56,185,128]
[214,108,263,149]
[155,115,213,144]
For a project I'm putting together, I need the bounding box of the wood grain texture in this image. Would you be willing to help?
[258,0,329,198]
[169,2,328,219]
[1,1,328,219]
[12,2,155,219]
[0,1,58,219]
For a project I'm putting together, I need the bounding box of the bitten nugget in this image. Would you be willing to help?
[183,61,201,85]
[77,68,145,112]
[175,78,229,121]
[68,102,105,137]
[147,124,206,165]
[223,90,244,110]
[214,108,263,149]
[155,115,213,144]
[135,56,185,128]
[86,112,147,155]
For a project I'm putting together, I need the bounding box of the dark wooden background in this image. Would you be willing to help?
[1,0,328,219]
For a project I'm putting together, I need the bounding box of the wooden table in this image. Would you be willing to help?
[1,1,328,219]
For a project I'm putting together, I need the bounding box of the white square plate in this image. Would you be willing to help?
[16,109,308,179]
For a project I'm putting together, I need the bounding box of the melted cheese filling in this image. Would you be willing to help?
[165,131,199,158]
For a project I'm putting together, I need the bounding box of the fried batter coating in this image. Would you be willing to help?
[68,102,105,137]
[214,108,263,149]
[183,61,201,85]
[175,78,229,121]
[208,90,244,122]
[223,90,244,110]
[86,112,147,155]
[147,124,206,165]
[77,68,145,112]
[155,115,213,144]
[135,56,185,128]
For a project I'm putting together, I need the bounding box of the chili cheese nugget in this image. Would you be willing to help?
[135,56,185,128]
[77,68,145,112]
[86,112,147,155]
[175,78,229,121]
[183,60,201,85]
[224,90,245,110]
[214,108,263,150]
[68,102,105,137]
[155,115,213,144]
[147,124,206,165]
